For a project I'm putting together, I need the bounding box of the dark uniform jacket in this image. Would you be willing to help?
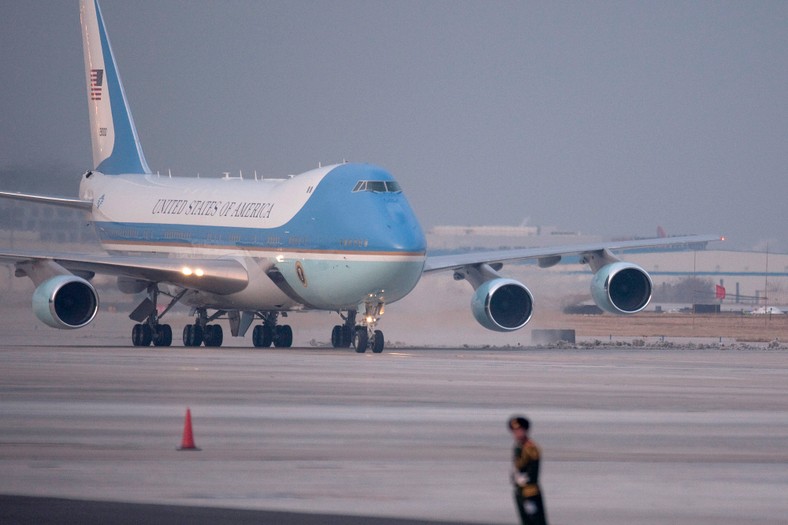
[512,438,542,498]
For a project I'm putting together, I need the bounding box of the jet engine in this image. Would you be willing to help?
[32,275,99,329]
[471,278,533,332]
[590,262,652,314]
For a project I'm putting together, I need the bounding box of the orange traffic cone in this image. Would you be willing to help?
[177,408,200,451]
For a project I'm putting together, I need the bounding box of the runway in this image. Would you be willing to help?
[1,344,787,524]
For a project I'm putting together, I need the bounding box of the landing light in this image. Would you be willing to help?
[181,266,205,277]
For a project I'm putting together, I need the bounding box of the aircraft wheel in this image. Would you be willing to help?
[331,325,343,348]
[372,330,384,353]
[131,324,143,346]
[274,325,293,348]
[182,325,192,346]
[153,324,172,347]
[353,327,368,353]
[341,325,353,348]
[252,325,273,348]
[183,324,203,347]
[132,323,153,346]
[204,324,223,347]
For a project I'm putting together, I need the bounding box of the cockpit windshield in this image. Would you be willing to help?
[352,180,402,194]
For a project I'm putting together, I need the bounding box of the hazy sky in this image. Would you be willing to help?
[1,1,786,251]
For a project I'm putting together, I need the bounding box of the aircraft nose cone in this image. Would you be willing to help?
[383,201,426,253]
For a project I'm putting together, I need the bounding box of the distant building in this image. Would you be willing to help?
[427,224,601,251]
[0,201,97,247]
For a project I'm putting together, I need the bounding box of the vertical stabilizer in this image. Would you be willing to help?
[80,0,151,175]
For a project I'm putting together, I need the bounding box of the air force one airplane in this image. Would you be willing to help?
[0,0,720,352]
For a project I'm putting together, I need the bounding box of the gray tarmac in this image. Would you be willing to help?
[1,343,787,524]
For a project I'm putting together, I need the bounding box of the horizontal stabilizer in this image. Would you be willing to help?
[0,191,93,211]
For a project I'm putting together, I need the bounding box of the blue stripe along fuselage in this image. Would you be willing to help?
[91,164,427,309]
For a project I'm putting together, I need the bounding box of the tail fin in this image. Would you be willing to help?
[80,0,150,175]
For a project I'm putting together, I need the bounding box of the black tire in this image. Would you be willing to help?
[274,325,293,348]
[204,324,223,347]
[353,327,368,353]
[132,324,147,346]
[252,325,264,347]
[252,325,273,348]
[153,324,172,347]
[331,325,343,348]
[372,330,384,353]
[341,325,353,348]
[162,324,173,346]
[192,324,203,346]
[183,324,203,347]
[263,325,274,347]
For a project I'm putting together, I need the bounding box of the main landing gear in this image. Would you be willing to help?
[332,301,386,354]
[251,312,293,348]
[130,285,181,347]
[127,284,384,353]
[128,285,225,348]
[182,308,224,347]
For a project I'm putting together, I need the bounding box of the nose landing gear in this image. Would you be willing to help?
[351,301,385,354]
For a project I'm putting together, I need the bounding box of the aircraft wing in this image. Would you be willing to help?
[423,234,723,273]
[0,250,249,295]
[0,190,94,211]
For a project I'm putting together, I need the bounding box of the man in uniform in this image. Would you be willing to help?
[508,415,548,525]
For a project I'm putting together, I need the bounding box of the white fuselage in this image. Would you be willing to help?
[79,163,428,312]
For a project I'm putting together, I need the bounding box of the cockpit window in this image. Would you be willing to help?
[366,181,387,193]
[352,180,402,194]
[385,181,401,192]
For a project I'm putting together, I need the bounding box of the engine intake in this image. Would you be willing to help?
[590,262,652,314]
[471,278,533,332]
[32,275,99,329]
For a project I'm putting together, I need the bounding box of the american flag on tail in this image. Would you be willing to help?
[90,69,103,101]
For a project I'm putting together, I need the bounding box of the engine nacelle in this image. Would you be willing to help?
[32,275,99,329]
[471,278,534,332]
[590,262,652,314]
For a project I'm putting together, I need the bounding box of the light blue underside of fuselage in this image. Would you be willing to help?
[94,164,427,309]
[277,258,426,309]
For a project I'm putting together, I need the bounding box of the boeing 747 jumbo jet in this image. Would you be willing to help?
[0,1,720,352]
